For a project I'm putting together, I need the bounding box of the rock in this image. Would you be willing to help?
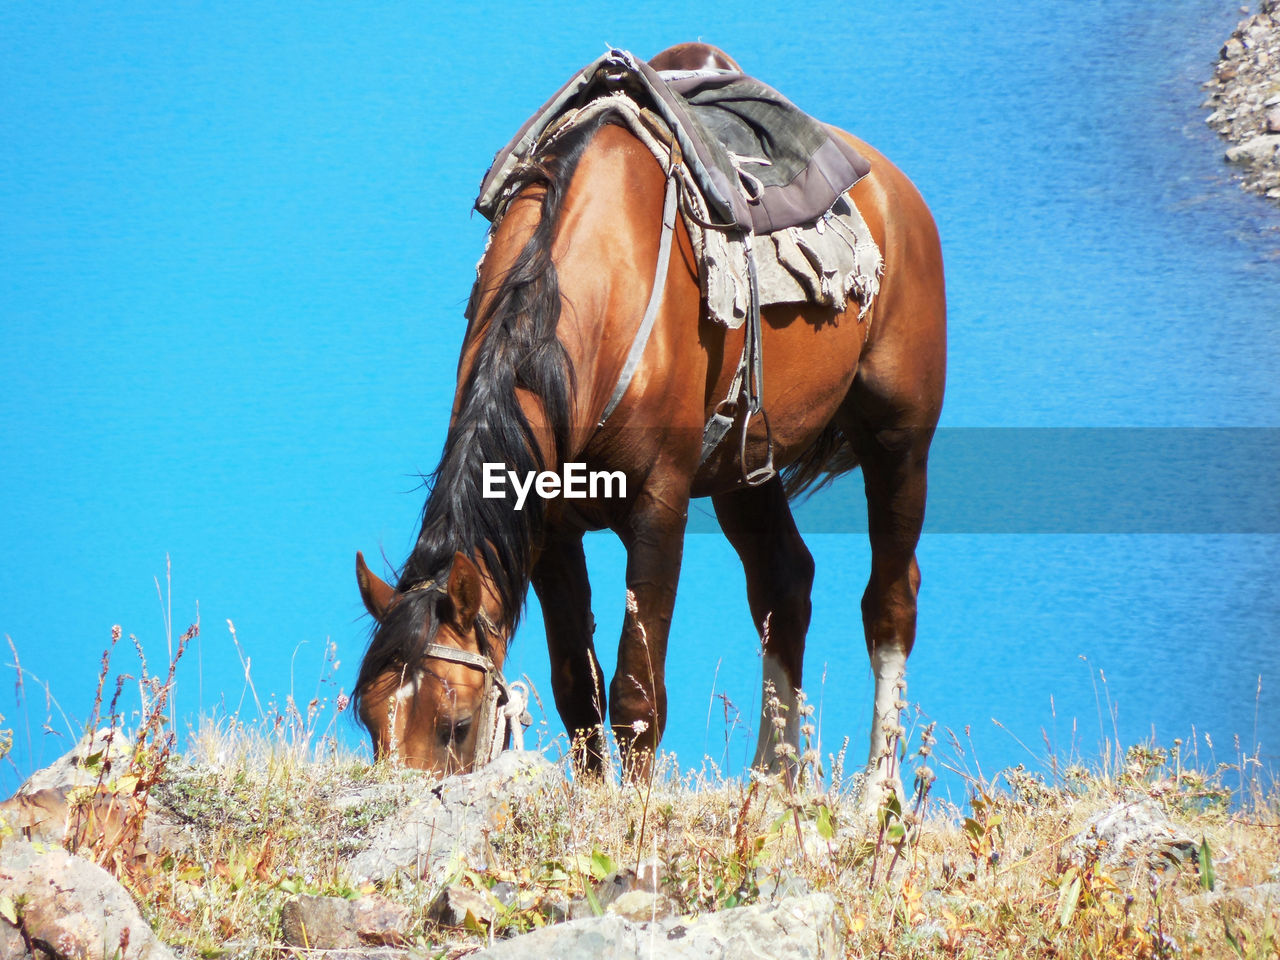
[490,880,538,910]
[1180,882,1280,916]
[1207,0,1280,203]
[607,890,673,922]
[1059,797,1197,875]
[0,838,175,959]
[281,895,360,949]
[1267,107,1280,133]
[757,868,813,902]
[0,789,76,844]
[537,890,570,923]
[468,893,841,959]
[15,729,133,796]
[427,884,498,929]
[1226,134,1280,164]
[280,894,412,949]
[345,751,557,883]
[2,731,196,857]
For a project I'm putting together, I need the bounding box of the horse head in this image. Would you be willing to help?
[353,550,525,775]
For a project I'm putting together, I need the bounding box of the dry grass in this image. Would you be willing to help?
[2,624,1278,959]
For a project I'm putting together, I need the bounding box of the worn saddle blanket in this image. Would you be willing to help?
[475,49,884,329]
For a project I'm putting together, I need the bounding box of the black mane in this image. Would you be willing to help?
[354,115,608,725]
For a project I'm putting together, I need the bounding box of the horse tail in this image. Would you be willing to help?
[780,422,860,499]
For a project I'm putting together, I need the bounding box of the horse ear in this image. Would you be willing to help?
[356,551,395,623]
[447,551,482,626]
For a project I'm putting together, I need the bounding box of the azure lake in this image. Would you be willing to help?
[1,2,1278,802]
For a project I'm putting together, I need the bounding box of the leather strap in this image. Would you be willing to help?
[422,642,494,674]
[597,163,681,428]
[699,234,775,485]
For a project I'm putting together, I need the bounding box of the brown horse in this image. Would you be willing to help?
[353,43,945,806]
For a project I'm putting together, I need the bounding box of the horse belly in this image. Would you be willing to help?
[691,301,864,497]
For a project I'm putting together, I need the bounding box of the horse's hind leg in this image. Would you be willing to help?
[713,476,814,773]
[531,531,608,772]
[845,409,937,813]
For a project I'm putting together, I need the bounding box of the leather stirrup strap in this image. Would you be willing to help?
[699,235,775,485]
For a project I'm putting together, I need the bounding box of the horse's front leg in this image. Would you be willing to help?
[610,476,690,777]
[531,530,608,772]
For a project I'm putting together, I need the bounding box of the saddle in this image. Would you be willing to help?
[477,49,870,235]
[474,48,880,486]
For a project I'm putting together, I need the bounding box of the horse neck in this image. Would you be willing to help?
[410,123,676,611]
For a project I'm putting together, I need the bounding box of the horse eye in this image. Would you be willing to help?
[437,715,472,746]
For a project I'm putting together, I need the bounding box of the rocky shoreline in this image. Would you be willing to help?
[1203,0,1280,201]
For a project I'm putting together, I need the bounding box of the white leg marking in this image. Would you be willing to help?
[753,652,799,771]
[864,646,908,810]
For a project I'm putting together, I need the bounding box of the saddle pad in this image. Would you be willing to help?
[476,49,870,235]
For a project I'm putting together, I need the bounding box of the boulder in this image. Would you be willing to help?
[1,732,194,857]
[345,751,557,883]
[0,838,175,959]
[280,894,412,949]
[1059,797,1196,875]
[426,884,498,929]
[1181,882,1280,916]
[14,729,133,796]
[606,890,674,923]
[1225,134,1280,164]
[468,893,841,959]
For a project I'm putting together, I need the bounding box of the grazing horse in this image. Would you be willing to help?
[353,42,945,805]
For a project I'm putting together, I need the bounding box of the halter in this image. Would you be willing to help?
[401,577,532,766]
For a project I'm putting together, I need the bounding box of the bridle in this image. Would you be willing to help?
[401,577,532,767]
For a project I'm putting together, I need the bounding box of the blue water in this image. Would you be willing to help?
[2,2,1278,801]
